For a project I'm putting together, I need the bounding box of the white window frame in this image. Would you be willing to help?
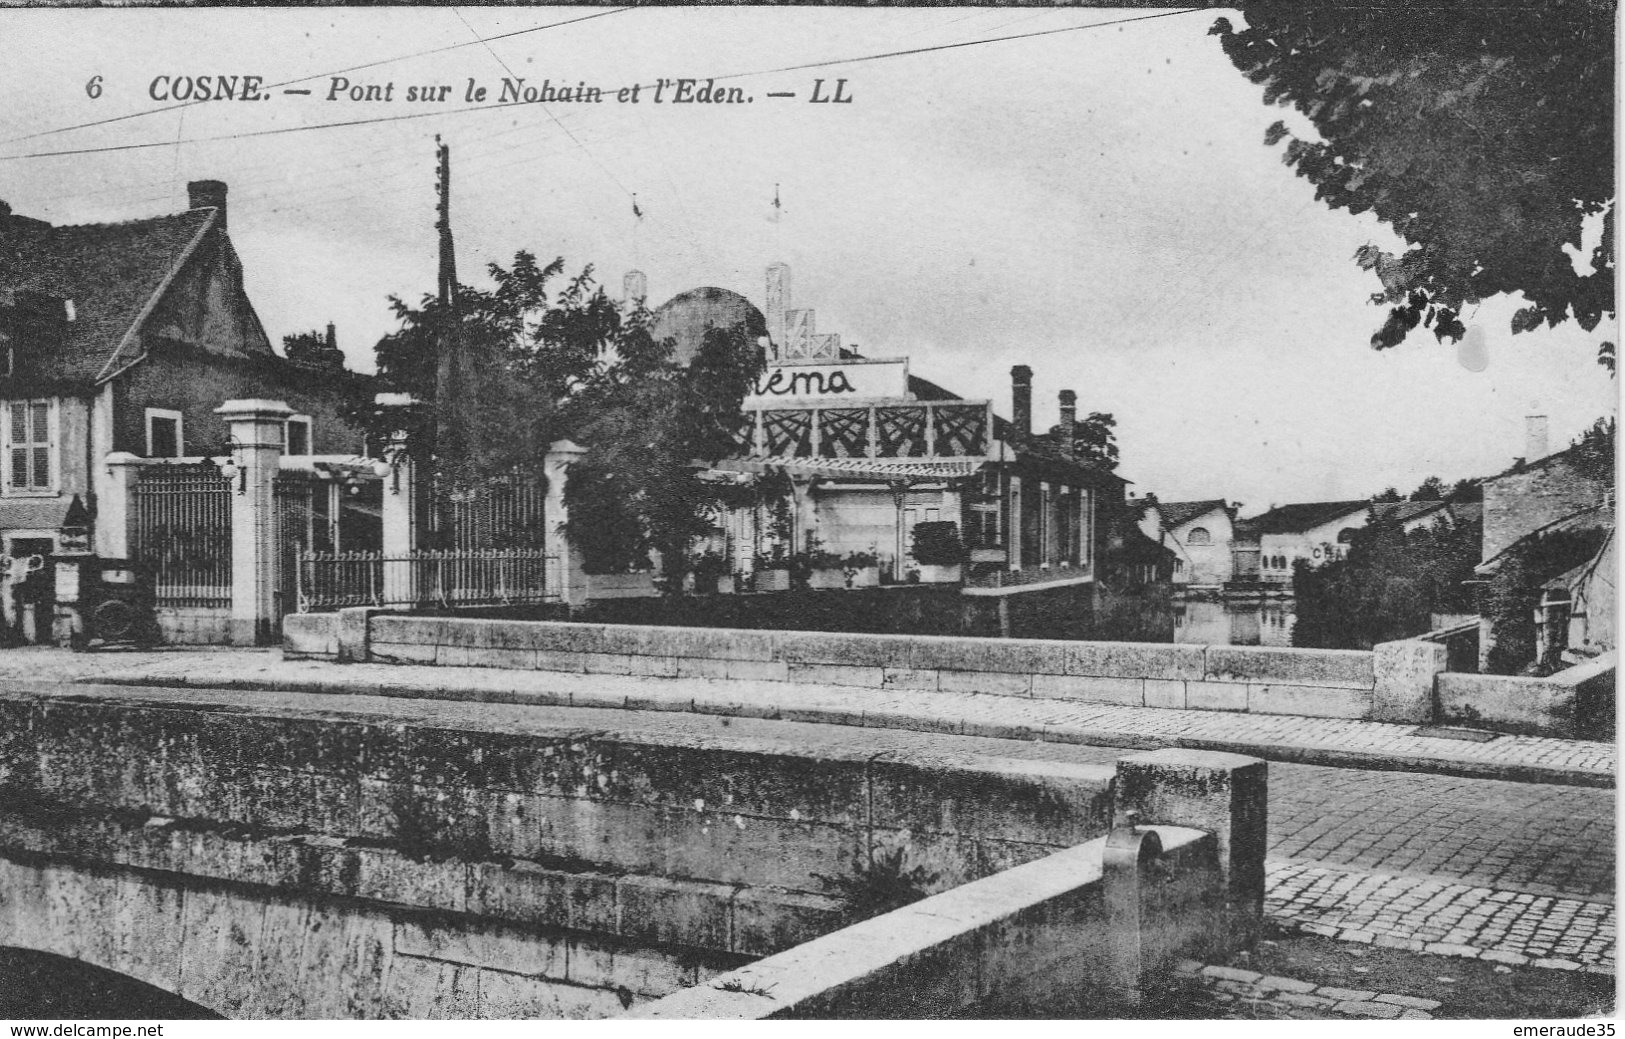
[285,414,313,456]
[144,407,184,459]
[3,399,57,496]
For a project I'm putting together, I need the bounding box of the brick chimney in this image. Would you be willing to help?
[1011,365,1033,439]
[1525,415,1549,462]
[187,180,227,229]
[1058,389,1077,458]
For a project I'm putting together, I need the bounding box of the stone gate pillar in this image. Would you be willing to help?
[216,399,293,645]
[544,439,589,606]
[97,452,144,558]
[379,433,418,605]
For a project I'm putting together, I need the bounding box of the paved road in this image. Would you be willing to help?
[1269,763,1614,900]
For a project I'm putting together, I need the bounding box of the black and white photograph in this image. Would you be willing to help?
[0,1,1614,1025]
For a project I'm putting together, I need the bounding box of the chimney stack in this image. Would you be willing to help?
[187,180,227,230]
[1525,415,1549,462]
[765,262,790,358]
[1058,389,1077,457]
[1011,365,1033,439]
[623,270,647,307]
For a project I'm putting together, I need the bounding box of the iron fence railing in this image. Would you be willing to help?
[297,549,556,612]
[129,464,233,607]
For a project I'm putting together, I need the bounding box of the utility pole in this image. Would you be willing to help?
[431,136,477,545]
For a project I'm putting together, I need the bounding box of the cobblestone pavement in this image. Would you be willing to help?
[31,646,1613,783]
[1270,763,1615,898]
[1267,860,1615,974]
[1172,960,1445,1020]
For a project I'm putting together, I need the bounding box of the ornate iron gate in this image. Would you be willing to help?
[129,464,232,607]
[274,471,320,619]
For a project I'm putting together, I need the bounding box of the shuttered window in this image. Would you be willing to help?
[7,400,51,491]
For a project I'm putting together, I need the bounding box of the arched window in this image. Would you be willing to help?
[1274,555,1286,570]
[1187,527,1211,546]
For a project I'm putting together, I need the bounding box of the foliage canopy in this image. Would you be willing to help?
[345,251,765,567]
[1212,2,1615,367]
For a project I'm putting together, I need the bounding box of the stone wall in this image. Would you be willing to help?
[1436,652,1616,739]
[629,827,1220,1019]
[630,748,1266,1020]
[0,856,722,1019]
[1482,454,1610,564]
[0,683,1133,1018]
[154,606,232,645]
[288,612,1446,724]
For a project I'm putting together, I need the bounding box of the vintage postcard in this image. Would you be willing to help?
[0,3,1614,1028]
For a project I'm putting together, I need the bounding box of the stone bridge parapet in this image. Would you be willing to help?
[0,684,1266,1018]
[288,610,1447,724]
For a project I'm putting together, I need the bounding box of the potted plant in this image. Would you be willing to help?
[689,551,730,595]
[843,549,882,589]
[805,543,849,590]
[911,521,966,583]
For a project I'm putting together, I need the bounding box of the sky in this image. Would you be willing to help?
[0,6,1614,513]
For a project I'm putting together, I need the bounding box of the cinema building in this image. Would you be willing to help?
[638,264,1129,590]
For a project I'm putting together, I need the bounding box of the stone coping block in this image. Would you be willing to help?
[1068,642,1205,681]
[1112,749,1267,946]
[1206,645,1373,689]
[1371,639,1448,725]
[905,634,1072,675]
[283,613,339,660]
[627,826,1214,1019]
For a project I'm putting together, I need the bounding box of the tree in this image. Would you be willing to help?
[1410,475,1447,502]
[1372,487,1402,504]
[282,329,328,365]
[346,251,765,571]
[1050,412,1120,472]
[1212,2,1615,368]
[1293,507,1482,649]
[1568,416,1616,488]
[1448,478,1482,503]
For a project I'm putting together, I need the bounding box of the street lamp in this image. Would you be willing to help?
[207,439,248,494]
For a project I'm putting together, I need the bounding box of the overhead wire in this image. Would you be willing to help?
[0,7,631,147]
[0,7,1204,164]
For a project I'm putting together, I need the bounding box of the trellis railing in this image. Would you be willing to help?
[297,549,557,612]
